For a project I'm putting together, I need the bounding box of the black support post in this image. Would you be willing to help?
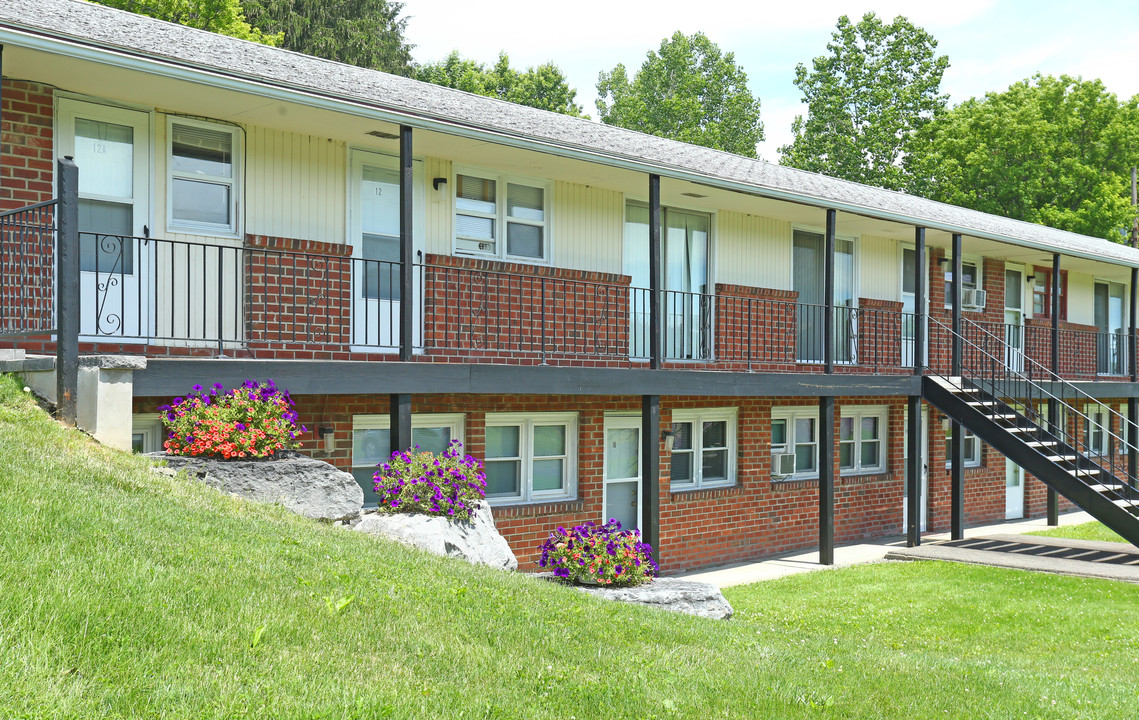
[398,125,414,362]
[906,396,922,547]
[1047,253,1060,525]
[823,209,836,374]
[950,233,964,540]
[818,395,835,564]
[907,227,925,547]
[56,157,79,427]
[1130,267,1138,483]
[389,393,412,454]
[641,395,661,561]
[648,175,662,369]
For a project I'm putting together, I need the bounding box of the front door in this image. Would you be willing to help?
[899,245,927,367]
[58,99,152,339]
[348,149,424,349]
[1004,265,1025,372]
[603,416,641,531]
[902,405,929,532]
[1005,460,1025,519]
[793,229,854,363]
[1094,281,1125,375]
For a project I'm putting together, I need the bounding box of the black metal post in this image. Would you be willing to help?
[823,209,836,374]
[906,396,922,547]
[913,227,926,375]
[1047,253,1060,525]
[56,157,79,427]
[398,125,414,362]
[950,233,964,539]
[819,395,835,564]
[641,395,661,562]
[648,175,662,369]
[1130,267,1138,483]
[389,393,412,454]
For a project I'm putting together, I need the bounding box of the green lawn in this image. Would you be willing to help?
[1028,521,1127,543]
[3,373,1139,719]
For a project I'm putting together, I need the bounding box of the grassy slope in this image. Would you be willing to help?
[1028,521,1127,543]
[2,374,1139,719]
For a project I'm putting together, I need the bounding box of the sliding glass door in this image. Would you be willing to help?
[793,229,854,363]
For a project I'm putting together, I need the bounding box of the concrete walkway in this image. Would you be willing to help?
[680,510,1102,588]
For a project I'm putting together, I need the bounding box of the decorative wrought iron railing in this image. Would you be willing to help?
[0,200,57,337]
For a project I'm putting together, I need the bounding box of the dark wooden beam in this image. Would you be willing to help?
[398,125,414,362]
[648,174,662,369]
[818,395,835,564]
[389,393,411,454]
[823,209,836,374]
[55,157,79,426]
[641,395,661,562]
[1130,267,1138,482]
[913,227,926,375]
[906,395,922,547]
[950,233,964,540]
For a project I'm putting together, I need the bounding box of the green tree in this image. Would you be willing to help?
[416,51,586,117]
[917,75,1139,241]
[595,31,764,157]
[93,0,281,45]
[243,0,413,74]
[780,13,948,191]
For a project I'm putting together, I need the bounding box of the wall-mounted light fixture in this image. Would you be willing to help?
[937,257,951,268]
[432,177,448,191]
[319,425,336,453]
[1026,275,1037,282]
[660,429,676,452]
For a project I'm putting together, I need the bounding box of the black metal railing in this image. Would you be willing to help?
[0,200,57,337]
[929,316,1139,507]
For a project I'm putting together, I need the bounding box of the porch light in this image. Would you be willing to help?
[319,425,336,452]
[661,430,676,452]
[433,177,448,191]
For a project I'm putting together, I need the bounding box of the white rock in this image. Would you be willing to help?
[155,453,364,522]
[540,575,734,620]
[354,500,518,571]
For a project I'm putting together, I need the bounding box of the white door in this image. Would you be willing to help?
[1005,460,1025,519]
[903,405,929,532]
[58,99,152,339]
[348,149,424,349]
[899,244,927,367]
[1004,265,1025,372]
[603,416,641,531]
[1094,281,1125,375]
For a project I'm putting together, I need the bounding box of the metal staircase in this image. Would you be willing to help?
[924,318,1139,546]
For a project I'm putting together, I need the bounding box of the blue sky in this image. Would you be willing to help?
[404,0,1139,160]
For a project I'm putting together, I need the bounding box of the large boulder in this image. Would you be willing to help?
[540,575,734,620]
[154,453,364,523]
[354,500,518,571]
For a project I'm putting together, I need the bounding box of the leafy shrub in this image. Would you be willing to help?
[372,441,487,521]
[538,520,657,586]
[159,380,306,459]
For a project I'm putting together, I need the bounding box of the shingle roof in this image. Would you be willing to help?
[3,0,1138,266]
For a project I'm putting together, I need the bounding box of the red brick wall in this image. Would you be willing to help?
[713,284,799,371]
[138,391,1053,574]
[1,80,54,210]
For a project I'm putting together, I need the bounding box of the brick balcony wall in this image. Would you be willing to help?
[1,80,54,211]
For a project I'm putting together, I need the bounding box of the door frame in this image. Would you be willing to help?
[347,147,426,351]
[1004,263,1026,372]
[56,97,154,341]
[602,414,642,531]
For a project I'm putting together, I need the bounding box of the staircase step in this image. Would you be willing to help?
[1042,454,1078,462]
[1067,467,1103,477]
[1089,482,1126,493]
[967,401,1000,407]
[987,413,1019,420]
[1025,440,1058,448]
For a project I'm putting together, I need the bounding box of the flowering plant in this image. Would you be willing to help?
[159,380,306,459]
[538,519,657,586]
[372,441,487,522]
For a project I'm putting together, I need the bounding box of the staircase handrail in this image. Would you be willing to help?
[929,316,1137,490]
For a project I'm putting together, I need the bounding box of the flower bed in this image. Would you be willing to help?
[159,380,306,459]
[538,520,658,586]
[372,441,487,522]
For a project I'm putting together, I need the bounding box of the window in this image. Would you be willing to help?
[943,420,981,468]
[772,406,888,479]
[1084,404,1112,456]
[352,414,465,506]
[1031,267,1067,320]
[131,415,164,454]
[943,259,981,308]
[839,408,887,474]
[669,408,736,489]
[454,170,549,262]
[484,413,576,503]
[771,409,818,477]
[168,118,240,235]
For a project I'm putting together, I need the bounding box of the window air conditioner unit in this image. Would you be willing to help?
[962,288,986,309]
[771,452,796,479]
